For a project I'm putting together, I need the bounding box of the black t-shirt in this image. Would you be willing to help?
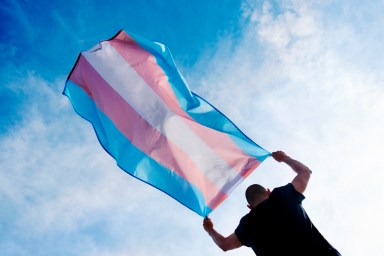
[235,184,341,256]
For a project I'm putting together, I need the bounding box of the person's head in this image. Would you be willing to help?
[245,184,270,209]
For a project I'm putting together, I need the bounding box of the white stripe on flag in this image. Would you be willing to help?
[82,41,239,190]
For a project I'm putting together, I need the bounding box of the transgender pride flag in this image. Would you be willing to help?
[63,30,270,216]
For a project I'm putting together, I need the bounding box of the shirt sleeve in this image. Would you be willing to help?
[235,217,250,247]
[272,183,305,204]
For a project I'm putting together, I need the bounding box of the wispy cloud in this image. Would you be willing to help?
[1,1,383,256]
[191,1,384,255]
[0,73,218,255]
[1,0,37,41]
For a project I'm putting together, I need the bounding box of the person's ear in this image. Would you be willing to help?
[267,188,271,196]
[247,204,253,210]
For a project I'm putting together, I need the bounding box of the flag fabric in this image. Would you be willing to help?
[63,30,270,216]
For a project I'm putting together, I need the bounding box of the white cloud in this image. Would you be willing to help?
[191,1,384,255]
[0,75,184,254]
[0,74,226,256]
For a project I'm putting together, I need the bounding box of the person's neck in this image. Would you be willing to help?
[253,197,267,208]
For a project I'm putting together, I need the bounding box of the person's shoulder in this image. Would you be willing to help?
[271,183,293,195]
[235,215,250,247]
[239,210,252,223]
[236,212,252,236]
[238,208,259,226]
[271,183,305,202]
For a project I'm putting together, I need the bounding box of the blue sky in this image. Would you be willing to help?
[1,0,384,255]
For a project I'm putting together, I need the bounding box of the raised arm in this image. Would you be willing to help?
[203,217,242,252]
[272,151,312,194]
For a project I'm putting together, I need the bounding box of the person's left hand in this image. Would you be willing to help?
[203,217,214,232]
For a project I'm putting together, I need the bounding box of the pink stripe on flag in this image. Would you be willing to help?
[109,31,260,177]
[207,159,262,209]
[69,55,226,204]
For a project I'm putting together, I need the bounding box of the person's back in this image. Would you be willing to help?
[235,183,340,255]
[203,151,341,255]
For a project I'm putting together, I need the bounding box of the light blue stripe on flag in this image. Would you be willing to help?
[64,80,212,216]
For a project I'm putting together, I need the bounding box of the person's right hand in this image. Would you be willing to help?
[272,151,288,162]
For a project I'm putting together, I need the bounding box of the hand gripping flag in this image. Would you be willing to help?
[63,30,270,216]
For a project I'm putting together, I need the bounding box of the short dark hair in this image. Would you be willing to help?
[245,184,266,205]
